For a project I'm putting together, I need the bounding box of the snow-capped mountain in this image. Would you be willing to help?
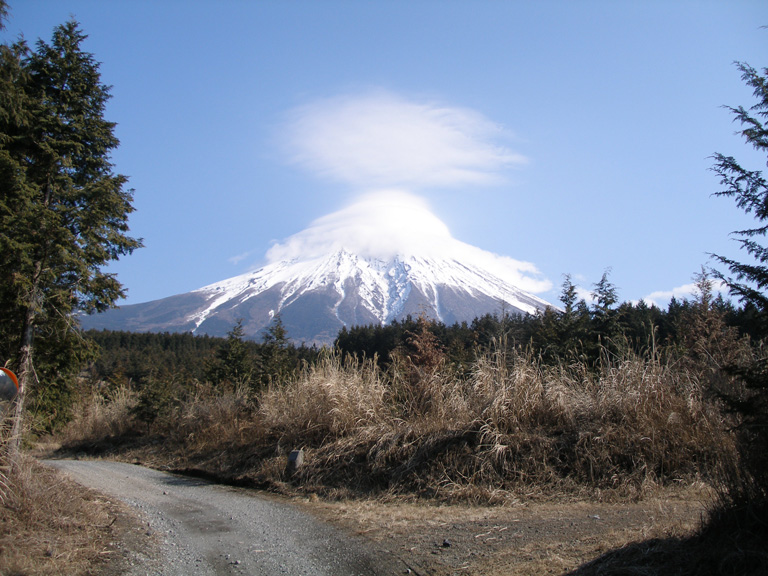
[81,248,553,345]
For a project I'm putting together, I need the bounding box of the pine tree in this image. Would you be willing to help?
[590,269,621,352]
[0,21,141,446]
[205,319,254,387]
[258,314,293,387]
[711,62,768,315]
[710,61,768,501]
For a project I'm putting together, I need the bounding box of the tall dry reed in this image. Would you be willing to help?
[0,403,13,505]
[58,384,137,446]
[171,381,253,449]
[56,343,735,501]
[258,352,389,446]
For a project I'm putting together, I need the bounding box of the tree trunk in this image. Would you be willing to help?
[8,261,42,464]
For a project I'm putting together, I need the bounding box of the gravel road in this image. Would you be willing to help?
[45,460,405,576]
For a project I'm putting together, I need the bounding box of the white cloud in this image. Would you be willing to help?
[641,279,728,307]
[263,92,549,295]
[266,190,448,261]
[228,250,254,265]
[265,190,551,294]
[281,90,527,189]
[575,286,595,305]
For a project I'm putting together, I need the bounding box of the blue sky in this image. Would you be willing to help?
[4,1,767,309]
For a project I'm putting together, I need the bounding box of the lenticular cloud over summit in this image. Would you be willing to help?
[283,90,527,189]
[266,190,551,295]
[272,90,544,291]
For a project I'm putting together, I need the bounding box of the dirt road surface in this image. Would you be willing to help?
[292,487,708,575]
[45,460,407,576]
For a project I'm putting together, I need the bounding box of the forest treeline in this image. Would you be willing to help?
[338,272,764,367]
[84,271,762,396]
[85,318,320,390]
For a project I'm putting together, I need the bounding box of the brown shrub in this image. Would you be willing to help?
[57,383,137,446]
[245,343,733,501]
[258,352,389,446]
[171,381,254,450]
[55,342,736,503]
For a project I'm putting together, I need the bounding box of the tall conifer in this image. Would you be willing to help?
[0,20,141,446]
[711,61,768,500]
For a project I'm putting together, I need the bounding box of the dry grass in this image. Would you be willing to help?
[172,381,253,451]
[2,402,138,576]
[1,403,15,507]
[0,452,120,576]
[57,384,137,446]
[565,497,768,576]
[30,341,759,575]
[258,353,389,444]
[56,344,734,504]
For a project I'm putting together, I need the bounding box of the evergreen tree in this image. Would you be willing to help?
[560,273,579,318]
[590,269,621,350]
[205,319,254,388]
[0,21,141,442]
[711,62,768,316]
[710,61,768,500]
[258,314,293,386]
[591,269,619,320]
[614,299,661,354]
[530,306,562,363]
[557,273,591,359]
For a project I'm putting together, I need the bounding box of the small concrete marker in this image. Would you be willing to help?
[287,449,304,473]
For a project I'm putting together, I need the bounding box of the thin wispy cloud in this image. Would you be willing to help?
[265,190,551,294]
[282,90,527,189]
[228,251,254,265]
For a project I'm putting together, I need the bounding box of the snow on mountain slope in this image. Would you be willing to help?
[186,248,551,333]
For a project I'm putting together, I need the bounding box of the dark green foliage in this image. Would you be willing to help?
[204,320,255,388]
[710,61,768,502]
[711,62,768,317]
[257,314,291,386]
[335,268,759,374]
[4,21,142,315]
[85,329,224,384]
[336,313,500,371]
[26,324,98,432]
[248,314,322,387]
[587,270,628,359]
[86,326,320,393]
[0,19,141,433]
[336,315,422,366]
[131,373,181,430]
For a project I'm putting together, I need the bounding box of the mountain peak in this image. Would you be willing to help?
[83,246,554,345]
[83,191,554,343]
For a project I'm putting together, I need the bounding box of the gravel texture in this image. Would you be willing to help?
[44,460,405,576]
